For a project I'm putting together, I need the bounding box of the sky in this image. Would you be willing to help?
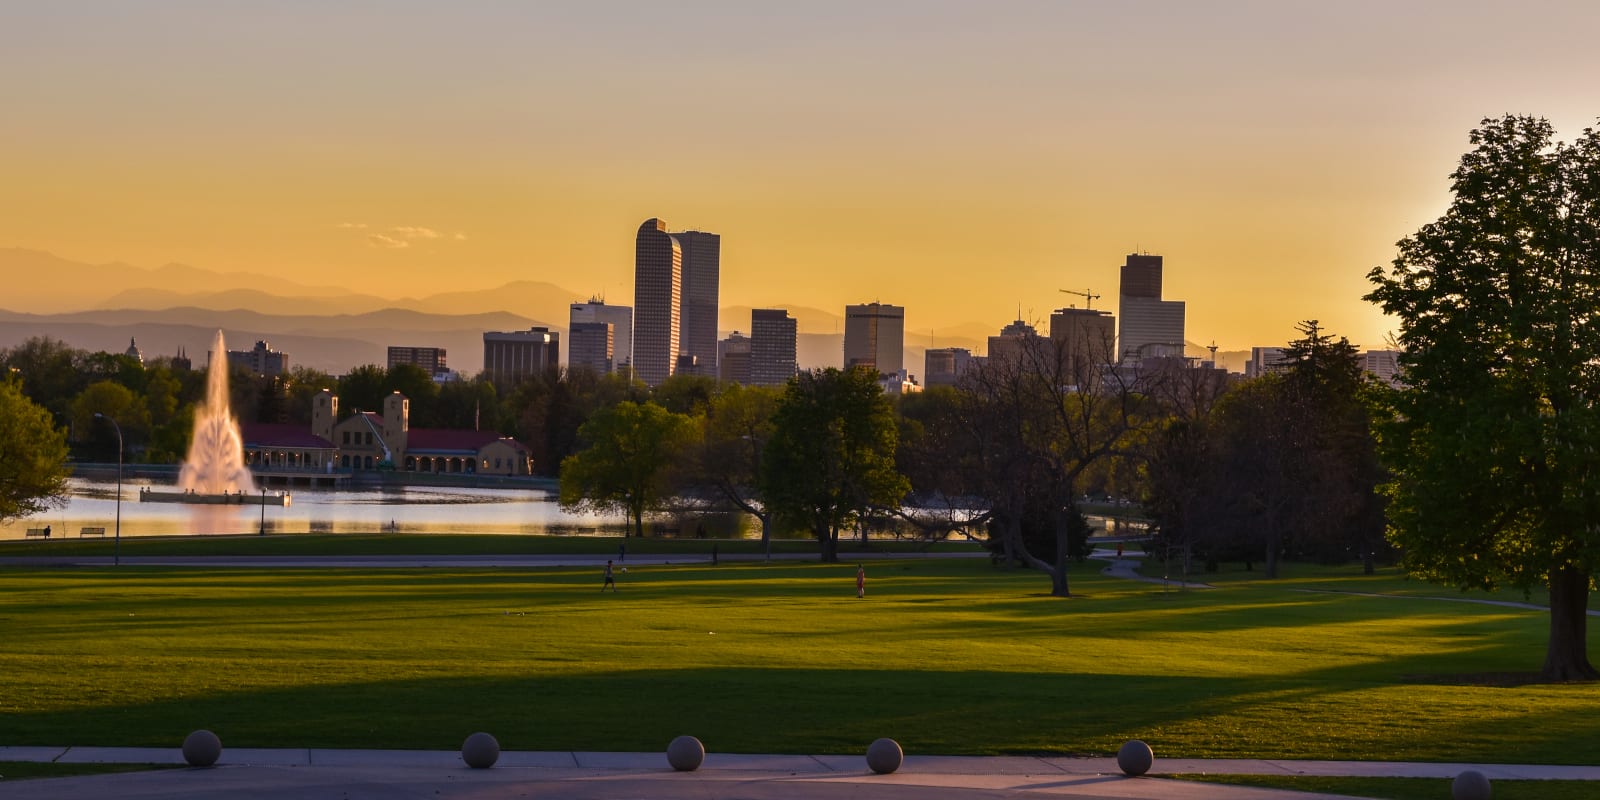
[2,1,1598,351]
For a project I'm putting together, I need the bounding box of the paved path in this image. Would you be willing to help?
[0,551,982,569]
[5,747,1596,799]
[1092,552,1215,589]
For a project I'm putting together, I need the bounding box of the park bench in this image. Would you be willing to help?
[24,528,49,539]
[80,527,106,538]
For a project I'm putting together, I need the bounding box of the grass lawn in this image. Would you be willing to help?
[1175,775,1598,800]
[3,558,1598,763]
[0,533,981,558]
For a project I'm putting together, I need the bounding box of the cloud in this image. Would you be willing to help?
[454,232,467,241]
[336,222,368,229]
[368,234,410,249]
[391,226,439,239]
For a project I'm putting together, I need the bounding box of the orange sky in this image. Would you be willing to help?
[3,2,1598,351]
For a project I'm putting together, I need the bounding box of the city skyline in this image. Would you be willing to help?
[4,3,1599,352]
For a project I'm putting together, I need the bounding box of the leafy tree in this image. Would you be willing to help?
[387,363,441,425]
[558,401,695,537]
[653,373,718,416]
[959,331,1150,595]
[0,378,71,524]
[690,383,782,553]
[760,367,908,562]
[435,378,502,432]
[337,364,389,417]
[0,336,85,422]
[282,366,337,425]
[70,380,150,459]
[1366,115,1600,681]
[894,386,992,540]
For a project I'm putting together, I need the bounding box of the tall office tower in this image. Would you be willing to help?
[749,309,798,386]
[718,331,752,384]
[633,218,682,386]
[568,321,615,375]
[674,229,721,375]
[482,327,559,385]
[1050,307,1117,377]
[1117,253,1186,362]
[1246,346,1288,378]
[569,297,633,371]
[1362,349,1403,386]
[924,347,974,387]
[987,318,1039,364]
[387,346,448,376]
[843,302,905,377]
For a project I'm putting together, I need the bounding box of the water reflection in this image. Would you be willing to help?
[2,478,625,539]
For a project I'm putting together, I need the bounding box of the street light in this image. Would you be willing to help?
[93,413,122,566]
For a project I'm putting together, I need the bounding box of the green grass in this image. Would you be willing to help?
[0,762,168,782]
[0,533,981,558]
[2,559,1598,764]
[1175,775,1598,800]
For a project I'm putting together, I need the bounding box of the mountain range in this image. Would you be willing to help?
[0,248,1247,374]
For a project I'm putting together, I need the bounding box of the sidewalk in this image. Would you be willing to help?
[4,747,1596,799]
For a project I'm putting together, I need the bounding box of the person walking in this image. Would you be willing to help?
[603,560,618,592]
[856,564,865,599]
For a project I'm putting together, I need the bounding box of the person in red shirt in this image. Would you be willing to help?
[856,565,865,599]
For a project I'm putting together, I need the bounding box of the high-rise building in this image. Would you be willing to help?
[633,218,682,386]
[1246,346,1288,378]
[843,302,904,377]
[718,331,752,384]
[223,340,290,377]
[750,309,798,387]
[674,230,721,375]
[987,318,1039,364]
[482,327,559,385]
[568,322,615,375]
[569,298,633,372]
[1117,253,1186,362]
[1362,349,1403,386]
[387,346,448,376]
[924,347,974,388]
[1050,307,1117,377]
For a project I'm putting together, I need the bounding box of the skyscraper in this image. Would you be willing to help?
[675,229,721,375]
[750,309,798,386]
[1117,253,1185,362]
[924,347,974,387]
[482,327,559,385]
[1049,307,1116,377]
[718,331,752,384]
[633,218,682,386]
[388,346,448,376]
[843,302,904,377]
[568,321,615,375]
[569,297,633,372]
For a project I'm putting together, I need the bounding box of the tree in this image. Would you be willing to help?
[760,367,908,562]
[0,378,71,524]
[558,401,695,537]
[1365,115,1600,681]
[337,364,389,417]
[690,383,782,553]
[71,380,150,459]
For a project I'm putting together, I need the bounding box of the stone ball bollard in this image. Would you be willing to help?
[461,732,500,769]
[1452,770,1492,800]
[182,729,222,767]
[866,737,903,774]
[666,735,705,772]
[1116,739,1153,777]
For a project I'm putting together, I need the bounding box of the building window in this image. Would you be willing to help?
[342,431,350,445]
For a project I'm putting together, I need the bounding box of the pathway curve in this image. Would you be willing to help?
[1091,551,1215,590]
[1292,587,1600,617]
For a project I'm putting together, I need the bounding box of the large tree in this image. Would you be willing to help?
[691,383,782,554]
[558,401,695,537]
[0,378,71,524]
[1366,115,1600,681]
[761,368,908,562]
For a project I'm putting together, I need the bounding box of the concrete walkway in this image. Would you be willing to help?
[5,747,1596,799]
[1093,552,1215,590]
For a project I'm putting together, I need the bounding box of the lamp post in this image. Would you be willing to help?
[93,413,122,567]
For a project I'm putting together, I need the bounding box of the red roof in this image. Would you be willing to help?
[240,423,336,450]
[405,428,528,454]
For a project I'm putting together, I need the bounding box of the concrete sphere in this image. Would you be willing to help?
[1452,770,1492,800]
[866,737,904,774]
[461,732,500,769]
[1116,739,1154,777]
[182,729,222,767]
[667,735,705,772]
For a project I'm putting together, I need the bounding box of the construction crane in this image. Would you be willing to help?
[1058,288,1101,309]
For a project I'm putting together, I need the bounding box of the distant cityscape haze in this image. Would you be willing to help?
[3,2,1599,355]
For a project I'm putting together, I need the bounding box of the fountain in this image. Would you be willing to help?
[141,330,289,508]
